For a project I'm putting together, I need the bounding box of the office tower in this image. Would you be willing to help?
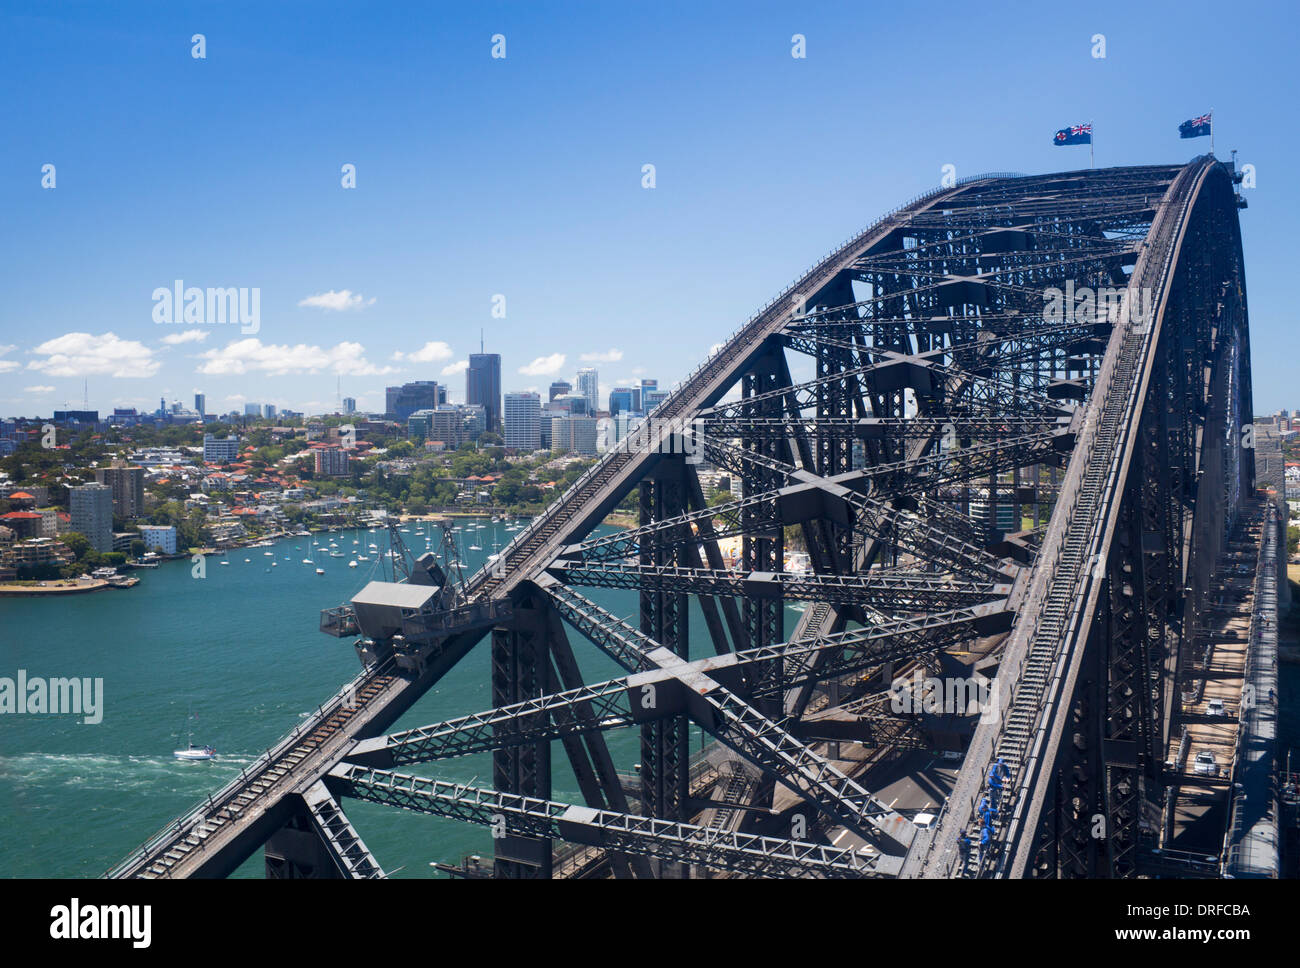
[575,368,599,413]
[194,392,206,417]
[548,394,589,416]
[94,463,146,520]
[244,403,261,417]
[466,350,502,433]
[342,397,356,414]
[504,392,541,450]
[385,381,441,422]
[70,483,113,552]
[548,380,572,402]
[643,389,669,412]
[408,405,487,449]
[263,404,277,421]
[609,387,635,416]
[53,410,98,423]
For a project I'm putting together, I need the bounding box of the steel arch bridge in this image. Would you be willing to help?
[108,155,1254,880]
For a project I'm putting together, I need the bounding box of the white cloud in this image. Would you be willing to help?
[580,348,623,364]
[28,332,159,378]
[297,289,376,312]
[23,385,55,393]
[196,338,398,377]
[0,344,19,374]
[161,329,208,345]
[441,359,469,377]
[519,353,566,377]
[393,341,454,363]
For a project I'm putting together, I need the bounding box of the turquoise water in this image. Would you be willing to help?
[0,519,777,878]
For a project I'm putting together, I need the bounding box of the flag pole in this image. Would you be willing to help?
[1090,119,1095,168]
[1210,108,1215,156]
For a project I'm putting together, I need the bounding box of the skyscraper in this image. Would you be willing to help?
[466,349,502,433]
[609,387,635,415]
[342,396,356,414]
[194,392,205,417]
[548,380,572,402]
[504,392,541,450]
[576,368,599,413]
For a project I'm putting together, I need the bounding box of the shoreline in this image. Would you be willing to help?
[0,579,110,596]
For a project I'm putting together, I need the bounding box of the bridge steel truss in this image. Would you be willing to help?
[108,157,1252,880]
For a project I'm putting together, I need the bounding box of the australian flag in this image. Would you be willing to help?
[1179,113,1212,139]
[1053,123,1092,146]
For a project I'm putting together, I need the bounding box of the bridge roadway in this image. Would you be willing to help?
[108,172,1025,879]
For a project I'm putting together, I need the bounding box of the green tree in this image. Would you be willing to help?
[62,531,90,560]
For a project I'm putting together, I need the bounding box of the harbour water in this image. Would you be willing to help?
[0,518,793,877]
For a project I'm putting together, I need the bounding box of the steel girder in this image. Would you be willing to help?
[326,765,896,878]
[920,158,1254,880]
[111,160,1254,882]
[549,559,1011,611]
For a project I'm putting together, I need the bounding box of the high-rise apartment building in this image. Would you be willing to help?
[203,433,240,463]
[551,415,598,455]
[70,483,113,552]
[93,462,146,520]
[314,446,351,476]
[504,392,541,450]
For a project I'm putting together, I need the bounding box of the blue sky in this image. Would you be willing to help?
[0,0,1294,417]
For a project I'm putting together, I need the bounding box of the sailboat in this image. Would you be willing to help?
[174,704,215,761]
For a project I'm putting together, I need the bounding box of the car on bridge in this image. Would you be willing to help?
[1206,698,1227,717]
[1193,751,1219,777]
